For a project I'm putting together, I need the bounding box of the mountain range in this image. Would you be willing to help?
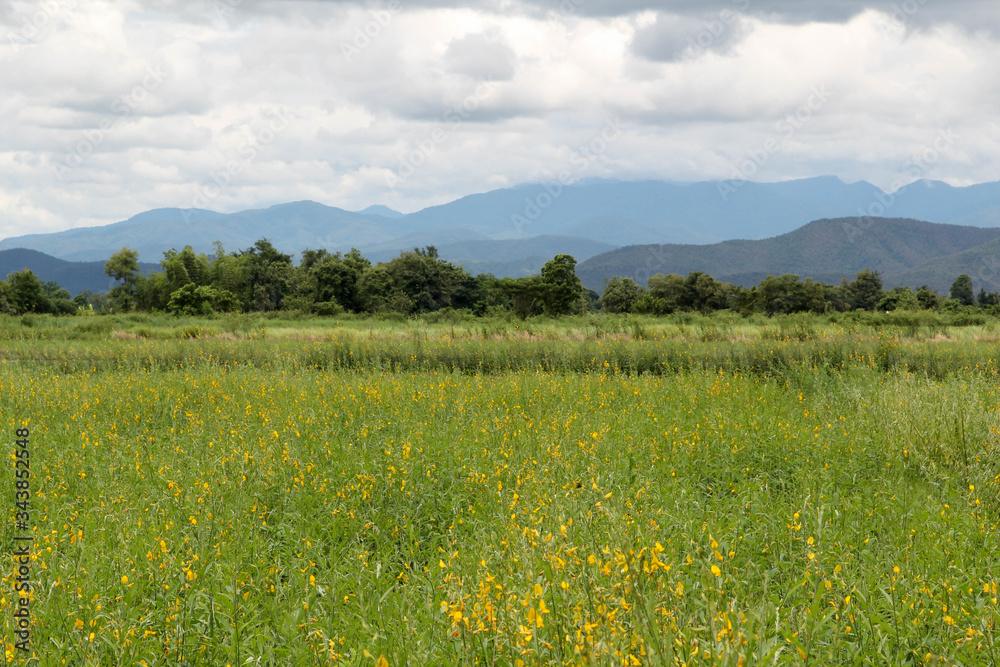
[576,218,1000,294]
[4,176,1000,295]
[6,176,1000,263]
[0,249,160,296]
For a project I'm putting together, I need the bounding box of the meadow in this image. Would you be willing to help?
[2,312,1000,665]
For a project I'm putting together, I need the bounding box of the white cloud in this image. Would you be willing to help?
[0,0,997,236]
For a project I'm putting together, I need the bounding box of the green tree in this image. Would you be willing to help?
[877,286,920,312]
[915,286,939,310]
[682,272,730,312]
[752,275,828,315]
[162,246,210,294]
[600,277,641,314]
[313,249,371,312]
[105,247,140,282]
[7,270,50,314]
[847,269,883,311]
[166,284,241,315]
[0,281,15,315]
[645,274,686,315]
[356,266,396,313]
[240,239,293,311]
[498,276,547,319]
[42,280,77,314]
[540,254,583,315]
[105,247,141,312]
[978,288,1000,307]
[208,242,249,303]
[950,274,974,306]
[375,247,478,314]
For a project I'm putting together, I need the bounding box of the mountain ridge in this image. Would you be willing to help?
[576,217,1000,293]
[6,176,1000,266]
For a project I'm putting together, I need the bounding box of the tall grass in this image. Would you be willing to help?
[1,318,1000,663]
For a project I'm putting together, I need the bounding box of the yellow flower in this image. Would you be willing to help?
[711,565,721,577]
[121,575,129,585]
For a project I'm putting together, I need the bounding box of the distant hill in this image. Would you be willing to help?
[882,237,1000,293]
[0,248,159,296]
[576,217,1000,292]
[10,216,1000,299]
[357,205,404,219]
[434,236,615,264]
[427,236,617,278]
[5,176,1000,272]
[398,178,853,243]
[360,228,491,262]
[0,203,412,263]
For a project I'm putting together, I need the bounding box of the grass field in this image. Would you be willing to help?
[3,313,1000,665]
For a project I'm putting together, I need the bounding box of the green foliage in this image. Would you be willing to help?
[7,269,51,314]
[539,254,583,315]
[877,286,920,312]
[978,288,1000,307]
[951,274,975,306]
[105,247,142,312]
[167,284,240,316]
[104,247,140,282]
[916,285,939,310]
[498,275,547,319]
[847,268,884,311]
[240,238,293,311]
[28,236,1000,326]
[756,274,827,315]
[600,276,641,313]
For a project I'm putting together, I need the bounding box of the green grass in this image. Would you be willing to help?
[1,316,1000,664]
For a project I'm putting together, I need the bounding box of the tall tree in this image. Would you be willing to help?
[950,274,974,306]
[105,247,141,312]
[7,270,50,314]
[540,254,582,315]
[847,269,883,311]
[600,277,641,314]
[240,239,293,311]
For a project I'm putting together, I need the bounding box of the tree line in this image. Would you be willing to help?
[0,238,995,317]
[97,241,589,317]
[600,270,995,315]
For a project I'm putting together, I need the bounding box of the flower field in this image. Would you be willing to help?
[3,315,1000,665]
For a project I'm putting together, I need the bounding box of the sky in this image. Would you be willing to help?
[1,0,999,238]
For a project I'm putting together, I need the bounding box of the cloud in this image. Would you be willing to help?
[137,0,1000,32]
[631,11,752,62]
[0,0,998,240]
[442,28,517,80]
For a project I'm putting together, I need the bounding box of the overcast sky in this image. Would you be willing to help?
[2,0,999,237]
